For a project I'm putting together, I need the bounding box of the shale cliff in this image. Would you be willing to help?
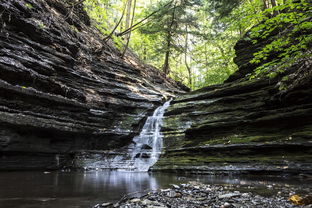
[155,37,312,174]
[0,0,185,170]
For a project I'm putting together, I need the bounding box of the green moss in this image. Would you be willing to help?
[291,130,312,139]
[156,154,312,167]
[200,135,252,145]
[197,134,306,146]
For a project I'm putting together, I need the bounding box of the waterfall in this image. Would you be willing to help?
[78,99,171,171]
[126,99,171,171]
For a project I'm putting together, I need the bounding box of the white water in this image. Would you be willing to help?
[123,99,172,171]
[80,99,171,171]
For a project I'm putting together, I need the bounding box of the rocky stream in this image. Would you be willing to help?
[0,0,311,207]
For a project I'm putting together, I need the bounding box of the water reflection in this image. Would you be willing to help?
[75,171,158,195]
[0,171,162,208]
[0,171,310,208]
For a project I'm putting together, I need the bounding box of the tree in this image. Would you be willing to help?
[139,0,201,76]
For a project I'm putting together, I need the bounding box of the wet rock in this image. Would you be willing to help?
[219,193,241,199]
[241,193,250,197]
[167,190,179,198]
[152,18,312,175]
[114,182,311,208]
[141,199,153,205]
[171,184,180,189]
[0,0,185,170]
[140,153,150,159]
[101,202,113,207]
[154,73,312,174]
[129,198,141,203]
[220,202,232,208]
[111,182,309,208]
[141,144,152,150]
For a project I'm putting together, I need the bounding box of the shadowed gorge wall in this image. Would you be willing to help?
[0,0,185,170]
[155,35,312,174]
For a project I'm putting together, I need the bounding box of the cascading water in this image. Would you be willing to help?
[126,99,172,171]
[79,99,171,172]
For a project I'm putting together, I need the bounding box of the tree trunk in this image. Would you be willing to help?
[270,0,279,16]
[163,36,171,75]
[262,0,269,10]
[125,0,132,40]
[270,0,277,7]
[122,0,136,58]
[162,5,176,76]
[184,26,192,88]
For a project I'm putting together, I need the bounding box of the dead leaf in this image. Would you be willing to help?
[289,194,312,205]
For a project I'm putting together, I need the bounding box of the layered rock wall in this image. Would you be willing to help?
[0,0,184,170]
[155,38,312,174]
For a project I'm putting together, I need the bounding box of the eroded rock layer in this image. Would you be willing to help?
[0,0,185,170]
[155,40,312,174]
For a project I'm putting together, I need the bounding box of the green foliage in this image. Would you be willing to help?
[249,0,312,79]
[205,0,241,18]
[191,0,262,88]
[82,0,311,90]
[37,22,46,29]
[84,0,124,48]
[25,3,33,9]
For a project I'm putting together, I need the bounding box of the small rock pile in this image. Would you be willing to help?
[94,181,312,208]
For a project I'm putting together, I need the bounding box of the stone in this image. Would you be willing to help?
[140,153,150,159]
[141,199,153,205]
[171,184,180,189]
[130,198,141,203]
[141,144,153,150]
[220,202,232,208]
[101,202,113,207]
[219,193,241,199]
[0,0,185,170]
[167,190,178,198]
[114,182,309,208]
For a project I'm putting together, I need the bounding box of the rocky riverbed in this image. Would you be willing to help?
[94,181,312,208]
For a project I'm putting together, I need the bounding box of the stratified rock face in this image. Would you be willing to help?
[155,41,312,174]
[0,0,185,170]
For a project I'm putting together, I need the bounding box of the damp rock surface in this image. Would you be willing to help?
[102,181,312,208]
[155,24,312,174]
[0,0,185,170]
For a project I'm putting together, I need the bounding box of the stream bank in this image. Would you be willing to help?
[0,170,311,208]
[98,181,312,208]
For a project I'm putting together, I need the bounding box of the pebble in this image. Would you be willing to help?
[130,198,141,203]
[171,184,180,189]
[101,202,113,207]
[220,202,232,208]
[219,193,241,199]
[95,182,311,208]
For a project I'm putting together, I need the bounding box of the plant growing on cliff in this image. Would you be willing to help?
[249,0,312,79]
[25,3,33,9]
